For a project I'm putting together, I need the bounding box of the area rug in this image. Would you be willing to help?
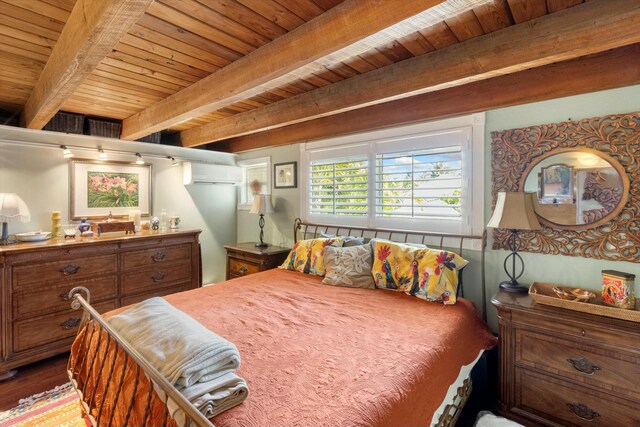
[0,383,90,427]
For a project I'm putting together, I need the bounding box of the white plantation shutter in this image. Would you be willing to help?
[375,146,462,219]
[309,157,368,216]
[301,114,484,234]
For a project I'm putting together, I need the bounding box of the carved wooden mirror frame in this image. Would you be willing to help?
[491,111,640,262]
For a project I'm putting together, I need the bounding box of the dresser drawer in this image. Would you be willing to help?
[516,368,640,427]
[512,310,640,350]
[12,254,118,289]
[12,275,117,320]
[121,282,194,306]
[122,261,192,295]
[13,300,117,353]
[516,329,640,401]
[122,244,191,270]
[228,257,260,277]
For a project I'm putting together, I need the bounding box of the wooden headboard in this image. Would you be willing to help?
[293,218,488,320]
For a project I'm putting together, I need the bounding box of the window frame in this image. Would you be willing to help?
[300,113,485,234]
[237,156,271,210]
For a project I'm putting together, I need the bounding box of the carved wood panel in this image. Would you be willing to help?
[491,111,640,262]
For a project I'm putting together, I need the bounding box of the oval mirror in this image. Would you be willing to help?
[520,148,629,230]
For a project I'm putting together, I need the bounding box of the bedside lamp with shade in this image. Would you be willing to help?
[250,194,274,248]
[0,193,31,245]
[487,192,542,293]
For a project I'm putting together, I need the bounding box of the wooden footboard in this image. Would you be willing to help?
[66,286,215,427]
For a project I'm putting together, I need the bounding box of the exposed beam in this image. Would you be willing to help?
[211,44,640,153]
[120,0,494,140]
[185,0,640,148]
[21,0,153,129]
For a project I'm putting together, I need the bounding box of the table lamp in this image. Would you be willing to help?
[0,193,31,245]
[487,192,542,293]
[250,194,274,248]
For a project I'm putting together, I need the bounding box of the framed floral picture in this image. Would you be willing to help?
[69,159,152,220]
[274,161,297,189]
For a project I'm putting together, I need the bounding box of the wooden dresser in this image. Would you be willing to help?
[492,290,640,427]
[224,243,289,280]
[0,230,201,380]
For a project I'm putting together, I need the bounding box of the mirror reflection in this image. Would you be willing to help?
[523,151,624,226]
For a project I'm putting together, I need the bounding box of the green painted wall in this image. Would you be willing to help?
[237,84,640,331]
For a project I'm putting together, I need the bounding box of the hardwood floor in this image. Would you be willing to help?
[0,353,69,411]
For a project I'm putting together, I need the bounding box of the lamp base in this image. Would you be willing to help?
[499,280,529,294]
[255,242,268,248]
[0,240,16,246]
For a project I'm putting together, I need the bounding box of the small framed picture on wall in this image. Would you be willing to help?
[274,162,297,189]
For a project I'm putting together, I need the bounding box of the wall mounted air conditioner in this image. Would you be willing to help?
[183,162,242,185]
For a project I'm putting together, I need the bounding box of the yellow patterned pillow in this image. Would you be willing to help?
[371,241,467,304]
[279,237,344,276]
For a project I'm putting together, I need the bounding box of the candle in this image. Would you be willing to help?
[129,210,142,232]
[51,211,61,238]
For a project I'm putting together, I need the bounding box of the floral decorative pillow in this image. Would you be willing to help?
[322,245,374,289]
[371,241,468,304]
[279,237,344,276]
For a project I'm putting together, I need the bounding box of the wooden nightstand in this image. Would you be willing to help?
[224,243,290,280]
[492,290,640,427]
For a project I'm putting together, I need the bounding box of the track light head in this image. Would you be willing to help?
[61,145,74,158]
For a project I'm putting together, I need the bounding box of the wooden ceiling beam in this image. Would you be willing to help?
[21,0,153,129]
[184,0,640,147]
[212,44,640,153]
[120,0,491,140]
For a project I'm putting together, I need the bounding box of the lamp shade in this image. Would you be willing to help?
[249,194,274,215]
[487,192,541,230]
[0,193,30,223]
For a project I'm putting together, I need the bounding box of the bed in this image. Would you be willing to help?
[67,219,496,427]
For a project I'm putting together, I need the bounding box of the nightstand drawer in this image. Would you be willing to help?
[512,310,640,350]
[228,258,260,277]
[516,329,640,401]
[517,368,640,427]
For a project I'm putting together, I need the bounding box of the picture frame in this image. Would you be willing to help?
[539,163,574,203]
[274,161,297,189]
[69,159,152,220]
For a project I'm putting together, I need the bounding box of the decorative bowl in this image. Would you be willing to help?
[571,288,596,302]
[61,224,78,238]
[15,231,51,242]
[552,287,575,300]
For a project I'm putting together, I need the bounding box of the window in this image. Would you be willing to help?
[300,114,485,234]
[376,146,462,219]
[309,156,368,217]
[238,157,270,210]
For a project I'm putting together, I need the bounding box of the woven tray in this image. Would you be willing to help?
[529,282,640,323]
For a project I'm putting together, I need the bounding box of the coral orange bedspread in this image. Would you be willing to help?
[71,269,496,427]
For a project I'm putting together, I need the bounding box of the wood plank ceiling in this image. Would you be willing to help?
[0,0,638,152]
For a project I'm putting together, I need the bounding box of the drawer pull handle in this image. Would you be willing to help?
[239,266,248,274]
[567,402,599,421]
[60,317,81,330]
[151,252,166,262]
[567,357,601,375]
[61,264,80,275]
[152,271,166,282]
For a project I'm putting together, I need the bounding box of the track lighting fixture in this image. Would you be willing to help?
[98,148,108,160]
[135,153,145,165]
[61,145,74,158]
[169,156,179,167]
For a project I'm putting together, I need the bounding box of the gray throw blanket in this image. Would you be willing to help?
[108,297,249,422]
